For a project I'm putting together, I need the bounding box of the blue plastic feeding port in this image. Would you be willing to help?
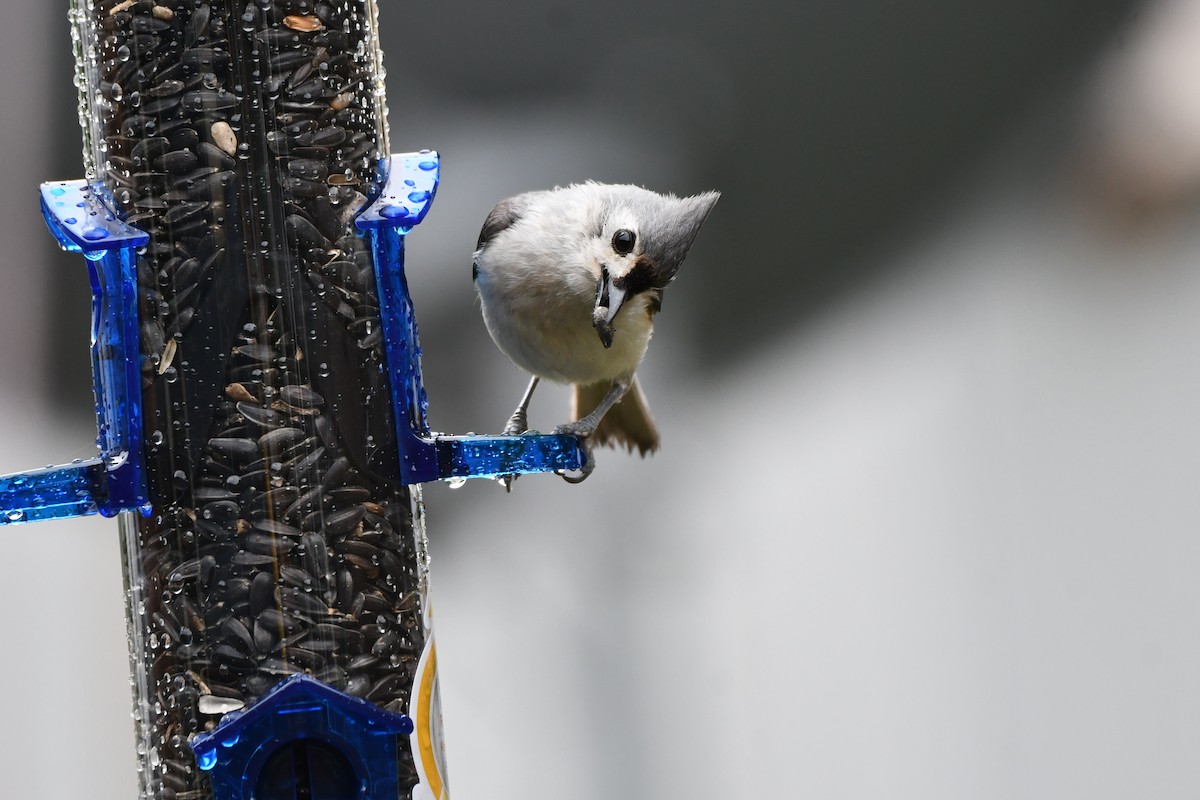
[355,151,440,231]
[359,152,587,485]
[191,675,414,800]
[40,180,149,254]
[0,181,150,525]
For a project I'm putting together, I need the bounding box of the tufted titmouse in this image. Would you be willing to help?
[472,182,719,482]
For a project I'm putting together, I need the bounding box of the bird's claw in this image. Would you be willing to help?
[554,423,595,483]
[502,408,529,436]
[557,464,593,484]
[553,420,596,439]
[498,408,532,490]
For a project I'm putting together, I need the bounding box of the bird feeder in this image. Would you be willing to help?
[0,2,586,799]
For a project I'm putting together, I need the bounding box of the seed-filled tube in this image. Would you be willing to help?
[69,1,443,798]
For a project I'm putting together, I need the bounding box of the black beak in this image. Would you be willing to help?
[593,268,627,349]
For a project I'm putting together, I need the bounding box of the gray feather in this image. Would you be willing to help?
[475,194,533,251]
[640,190,720,285]
[592,185,720,286]
[474,194,534,283]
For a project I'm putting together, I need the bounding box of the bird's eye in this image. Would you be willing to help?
[612,229,636,255]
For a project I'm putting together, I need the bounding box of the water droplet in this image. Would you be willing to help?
[64,217,77,225]
[407,190,430,203]
[445,476,467,489]
[50,186,66,196]
[6,510,24,522]
[379,203,406,219]
[82,226,109,241]
[418,160,437,171]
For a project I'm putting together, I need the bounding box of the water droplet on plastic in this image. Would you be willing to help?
[418,160,437,171]
[407,190,430,203]
[6,510,23,522]
[445,476,467,489]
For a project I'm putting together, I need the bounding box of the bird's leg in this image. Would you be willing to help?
[553,379,629,483]
[555,379,629,439]
[502,376,540,435]
[498,376,540,492]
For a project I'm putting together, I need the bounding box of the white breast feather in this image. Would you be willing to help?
[474,186,653,385]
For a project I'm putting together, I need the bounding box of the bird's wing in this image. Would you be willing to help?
[475,195,532,250]
[474,194,533,283]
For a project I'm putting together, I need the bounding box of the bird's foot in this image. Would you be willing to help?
[497,409,533,491]
[553,422,596,483]
[553,419,597,439]
[502,407,529,436]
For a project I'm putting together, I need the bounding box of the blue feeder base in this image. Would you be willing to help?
[191,675,415,800]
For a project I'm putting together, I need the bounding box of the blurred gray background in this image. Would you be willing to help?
[3,0,1200,797]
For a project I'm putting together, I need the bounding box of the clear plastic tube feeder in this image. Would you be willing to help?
[0,2,586,799]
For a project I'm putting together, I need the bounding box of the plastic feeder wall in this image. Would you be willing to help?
[0,2,585,799]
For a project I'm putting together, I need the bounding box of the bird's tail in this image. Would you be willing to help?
[572,375,660,456]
